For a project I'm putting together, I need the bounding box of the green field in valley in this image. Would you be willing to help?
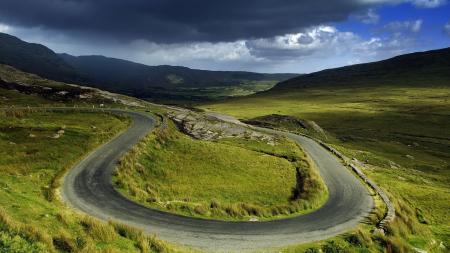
[200,85,450,252]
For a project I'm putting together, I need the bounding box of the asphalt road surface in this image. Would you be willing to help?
[61,109,374,252]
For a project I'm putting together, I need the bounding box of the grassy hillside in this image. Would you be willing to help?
[113,119,327,221]
[274,47,450,90]
[0,65,186,252]
[0,109,144,252]
[201,85,450,251]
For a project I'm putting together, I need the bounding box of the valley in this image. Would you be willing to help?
[0,25,449,253]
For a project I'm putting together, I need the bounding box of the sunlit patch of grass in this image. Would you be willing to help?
[201,85,450,250]
[0,109,184,252]
[114,120,327,221]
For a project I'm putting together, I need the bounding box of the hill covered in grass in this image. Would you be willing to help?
[201,67,450,251]
[273,47,450,90]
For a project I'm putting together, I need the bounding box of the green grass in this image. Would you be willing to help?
[0,109,183,252]
[142,80,278,105]
[200,85,450,251]
[113,120,327,221]
[0,87,58,107]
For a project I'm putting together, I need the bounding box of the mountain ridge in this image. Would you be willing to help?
[272,47,450,91]
[0,32,297,99]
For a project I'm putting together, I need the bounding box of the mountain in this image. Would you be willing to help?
[273,47,450,90]
[0,33,83,83]
[0,32,297,101]
[59,54,296,92]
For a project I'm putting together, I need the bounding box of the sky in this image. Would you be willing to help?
[0,0,449,73]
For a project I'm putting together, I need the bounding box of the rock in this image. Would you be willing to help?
[9,141,16,145]
[51,134,61,139]
[249,217,259,222]
[372,228,385,236]
[389,161,399,169]
[405,155,414,160]
[169,111,277,143]
[79,94,92,99]
[307,120,326,135]
[413,248,427,253]
[29,133,36,138]
[57,129,65,134]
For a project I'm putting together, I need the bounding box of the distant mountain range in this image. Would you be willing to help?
[1,31,450,102]
[0,33,82,83]
[273,47,450,90]
[58,53,296,92]
[0,32,297,101]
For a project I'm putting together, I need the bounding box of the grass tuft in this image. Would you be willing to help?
[79,216,117,242]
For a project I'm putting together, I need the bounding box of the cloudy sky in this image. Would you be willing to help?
[0,0,449,73]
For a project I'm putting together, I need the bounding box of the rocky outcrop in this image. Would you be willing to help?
[169,111,277,144]
[242,114,326,137]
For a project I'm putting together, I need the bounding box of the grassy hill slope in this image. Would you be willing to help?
[201,48,450,252]
[273,47,450,90]
[0,65,185,252]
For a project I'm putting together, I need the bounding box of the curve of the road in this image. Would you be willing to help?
[60,109,374,252]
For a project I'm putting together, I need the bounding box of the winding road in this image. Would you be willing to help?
[61,109,374,252]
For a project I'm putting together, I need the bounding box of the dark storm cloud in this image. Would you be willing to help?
[0,0,376,43]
